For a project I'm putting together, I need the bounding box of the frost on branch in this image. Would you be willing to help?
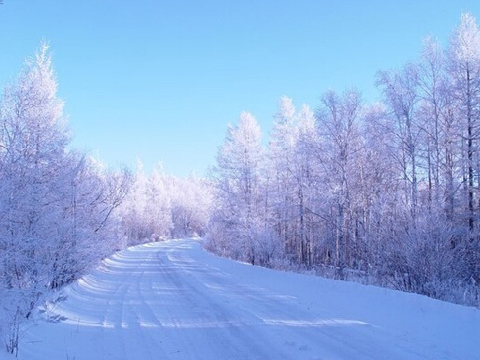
[0,43,132,355]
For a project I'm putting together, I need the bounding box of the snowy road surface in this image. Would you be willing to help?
[13,238,480,359]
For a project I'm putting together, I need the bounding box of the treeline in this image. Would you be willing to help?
[119,162,211,245]
[2,12,480,355]
[0,44,131,354]
[0,44,210,355]
[207,13,480,307]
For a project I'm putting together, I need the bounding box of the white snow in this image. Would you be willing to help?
[4,238,480,360]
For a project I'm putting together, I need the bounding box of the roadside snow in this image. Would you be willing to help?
[3,238,480,359]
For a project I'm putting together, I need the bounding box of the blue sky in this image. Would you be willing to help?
[1,1,480,177]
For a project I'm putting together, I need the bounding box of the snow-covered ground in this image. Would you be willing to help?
[3,238,480,359]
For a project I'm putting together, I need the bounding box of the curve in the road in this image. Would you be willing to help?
[18,238,480,360]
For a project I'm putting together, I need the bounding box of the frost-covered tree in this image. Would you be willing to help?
[205,13,480,306]
[119,162,171,244]
[0,43,131,355]
[377,65,422,227]
[446,12,480,286]
[0,43,70,354]
[169,175,213,238]
[417,37,448,212]
[119,160,149,243]
[314,89,363,276]
[266,98,320,268]
[208,112,268,264]
[291,104,318,267]
[448,13,480,232]
[118,161,213,244]
[144,164,173,240]
[0,45,68,351]
[268,96,299,259]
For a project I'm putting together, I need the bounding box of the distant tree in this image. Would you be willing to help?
[144,164,173,240]
[169,175,213,238]
[118,161,169,244]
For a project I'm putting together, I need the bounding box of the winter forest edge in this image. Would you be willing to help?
[1,12,480,356]
[208,12,480,308]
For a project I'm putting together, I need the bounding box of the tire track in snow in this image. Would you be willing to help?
[100,250,142,359]
[152,243,288,360]
[20,238,476,360]
[128,249,166,360]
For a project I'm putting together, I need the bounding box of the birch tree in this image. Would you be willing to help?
[315,89,363,276]
[447,13,480,234]
[447,13,480,286]
[209,112,267,264]
[268,96,298,260]
[377,65,422,228]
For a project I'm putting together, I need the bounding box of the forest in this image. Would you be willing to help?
[207,13,480,307]
[0,44,211,353]
[1,10,479,356]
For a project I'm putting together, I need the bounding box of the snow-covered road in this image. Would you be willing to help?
[15,238,480,359]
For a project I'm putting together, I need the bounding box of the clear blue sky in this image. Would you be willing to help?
[1,1,480,177]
